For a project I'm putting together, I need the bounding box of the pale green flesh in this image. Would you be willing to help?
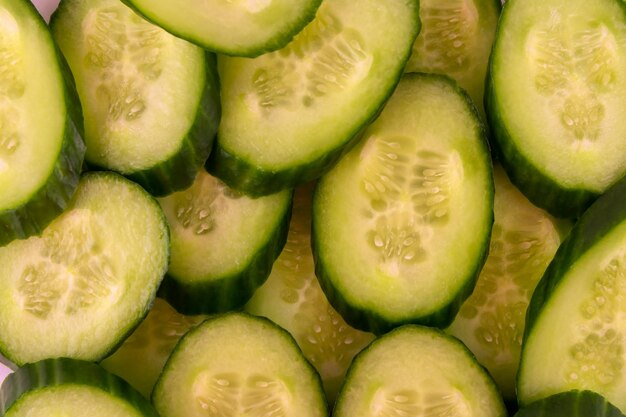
[315,76,492,320]
[154,314,326,417]
[127,0,317,54]
[5,385,143,417]
[447,166,564,399]
[0,0,65,209]
[493,0,626,192]
[334,327,505,417]
[0,174,168,365]
[218,0,418,168]
[158,170,290,282]
[406,0,499,117]
[52,0,204,173]
[246,185,375,403]
[519,221,626,412]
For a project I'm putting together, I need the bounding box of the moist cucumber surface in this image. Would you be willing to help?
[153,312,327,417]
[51,0,220,196]
[209,0,420,195]
[0,0,84,246]
[0,172,169,366]
[447,165,567,400]
[333,325,506,417]
[157,169,291,314]
[120,0,322,57]
[518,175,626,412]
[313,73,493,333]
[514,391,626,417]
[486,0,626,217]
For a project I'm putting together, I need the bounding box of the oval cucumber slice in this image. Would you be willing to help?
[153,312,328,417]
[518,175,626,412]
[333,325,506,417]
[0,172,169,365]
[0,0,85,246]
[208,0,420,196]
[514,391,625,417]
[1,358,158,417]
[50,0,220,196]
[486,0,626,217]
[156,169,292,314]
[313,73,493,334]
[120,0,322,57]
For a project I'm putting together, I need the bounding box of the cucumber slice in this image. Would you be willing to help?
[101,298,206,399]
[514,391,625,417]
[208,0,421,196]
[0,172,169,366]
[313,74,493,334]
[246,184,375,404]
[156,169,291,314]
[518,175,626,412]
[333,325,506,417]
[50,0,220,196]
[405,0,500,119]
[120,0,322,57]
[486,0,626,217]
[446,165,568,400]
[0,0,85,246]
[153,312,328,417]
[1,358,158,417]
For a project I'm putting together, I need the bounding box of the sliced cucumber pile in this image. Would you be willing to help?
[0,0,84,246]
[0,172,169,365]
[1,358,159,417]
[514,391,625,417]
[208,0,421,195]
[50,0,220,196]
[313,73,493,333]
[486,0,626,217]
[246,184,375,403]
[153,313,328,417]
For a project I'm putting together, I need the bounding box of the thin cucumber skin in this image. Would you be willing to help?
[514,391,625,417]
[0,358,159,416]
[158,192,292,315]
[519,175,626,407]
[119,0,323,58]
[0,0,86,247]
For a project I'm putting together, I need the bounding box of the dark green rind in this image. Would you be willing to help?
[0,358,159,417]
[158,193,292,315]
[0,0,85,247]
[207,1,421,197]
[312,74,494,335]
[120,0,323,58]
[514,391,625,417]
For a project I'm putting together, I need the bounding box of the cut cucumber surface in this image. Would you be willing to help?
[157,169,291,314]
[208,0,420,196]
[333,325,506,417]
[0,0,84,246]
[313,73,493,334]
[153,312,328,417]
[486,0,626,217]
[51,0,220,196]
[245,184,375,404]
[447,165,568,400]
[518,175,626,412]
[406,0,500,118]
[0,358,159,417]
[0,172,169,365]
[120,0,322,57]
[514,391,626,417]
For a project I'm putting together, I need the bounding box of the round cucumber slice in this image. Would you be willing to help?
[514,391,625,417]
[0,172,169,366]
[153,312,328,417]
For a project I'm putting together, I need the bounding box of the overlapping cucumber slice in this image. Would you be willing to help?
[208,0,420,195]
[50,0,220,196]
[486,0,626,217]
[514,391,625,417]
[0,0,84,246]
[0,172,169,365]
